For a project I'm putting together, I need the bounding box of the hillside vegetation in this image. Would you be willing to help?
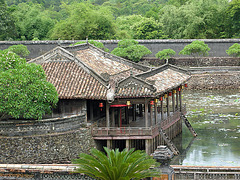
[1,0,239,41]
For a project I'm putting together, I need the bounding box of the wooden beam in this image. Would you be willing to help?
[145,99,148,127]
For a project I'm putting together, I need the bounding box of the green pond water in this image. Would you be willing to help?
[170,90,240,166]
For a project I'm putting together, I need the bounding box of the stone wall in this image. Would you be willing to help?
[141,57,240,67]
[0,115,96,164]
[0,39,240,59]
[187,71,240,90]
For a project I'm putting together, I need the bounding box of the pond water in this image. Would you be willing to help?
[170,90,240,166]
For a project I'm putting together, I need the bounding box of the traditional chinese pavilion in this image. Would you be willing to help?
[29,42,192,154]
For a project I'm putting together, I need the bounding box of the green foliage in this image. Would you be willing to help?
[73,147,160,180]
[159,0,228,39]
[226,43,240,57]
[0,0,17,40]
[0,51,58,120]
[133,18,167,39]
[225,0,240,38]
[155,49,176,60]
[71,40,109,52]
[11,3,55,40]
[179,40,210,57]
[50,2,116,40]
[1,0,239,40]
[6,44,30,58]
[111,39,151,62]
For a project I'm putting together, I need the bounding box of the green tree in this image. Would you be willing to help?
[179,40,210,66]
[179,40,210,57]
[155,49,176,62]
[12,3,55,40]
[133,18,167,39]
[0,0,17,40]
[73,147,160,180]
[226,43,240,57]
[71,40,109,52]
[50,2,116,40]
[6,44,30,58]
[225,0,240,38]
[159,0,228,39]
[0,50,58,120]
[111,39,152,62]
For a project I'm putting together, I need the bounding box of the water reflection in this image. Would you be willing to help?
[170,90,240,166]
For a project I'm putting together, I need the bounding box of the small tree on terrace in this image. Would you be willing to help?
[0,50,58,120]
[111,39,152,62]
[226,43,240,57]
[6,44,30,58]
[73,147,160,180]
[179,40,210,66]
[155,49,176,63]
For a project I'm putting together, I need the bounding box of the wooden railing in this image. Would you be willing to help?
[92,105,186,137]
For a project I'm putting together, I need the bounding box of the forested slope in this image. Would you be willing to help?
[1,0,239,41]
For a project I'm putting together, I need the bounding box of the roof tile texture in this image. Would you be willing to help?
[76,49,132,76]
[42,62,107,100]
[146,69,190,93]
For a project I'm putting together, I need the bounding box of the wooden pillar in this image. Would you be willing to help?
[145,100,148,127]
[139,104,143,117]
[107,140,112,149]
[172,92,175,112]
[154,101,157,125]
[106,103,110,127]
[145,139,150,154]
[161,100,164,122]
[111,108,115,127]
[150,104,153,127]
[125,106,129,124]
[133,104,136,121]
[90,101,93,120]
[167,96,170,116]
[176,90,179,110]
[126,139,130,150]
[179,89,182,112]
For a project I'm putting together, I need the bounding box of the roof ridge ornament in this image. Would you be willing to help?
[57,38,61,46]
[166,59,169,64]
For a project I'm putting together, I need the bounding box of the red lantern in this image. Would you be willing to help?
[159,96,163,101]
[168,92,172,96]
[99,102,104,111]
[184,83,188,88]
[150,100,154,105]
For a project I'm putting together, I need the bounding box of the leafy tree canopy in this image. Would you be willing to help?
[71,40,109,52]
[0,0,17,40]
[73,147,160,180]
[6,44,30,58]
[226,43,240,57]
[0,50,58,120]
[179,40,210,57]
[133,17,167,39]
[50,2,116,40]
[225,0,240,38]
[159,0,228,39]
[155,49,176,60]
[111,39,152,62]
[11,3,55,40]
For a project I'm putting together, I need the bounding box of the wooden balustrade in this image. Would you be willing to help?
[92,106,186,137]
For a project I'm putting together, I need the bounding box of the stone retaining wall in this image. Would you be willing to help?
[141,57,240,67]
[187,71,240,90]
[0,115,96,164]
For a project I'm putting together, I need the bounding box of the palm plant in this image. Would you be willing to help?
[72,147,160,180]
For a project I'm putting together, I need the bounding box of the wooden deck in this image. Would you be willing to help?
[92,106,186,139]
